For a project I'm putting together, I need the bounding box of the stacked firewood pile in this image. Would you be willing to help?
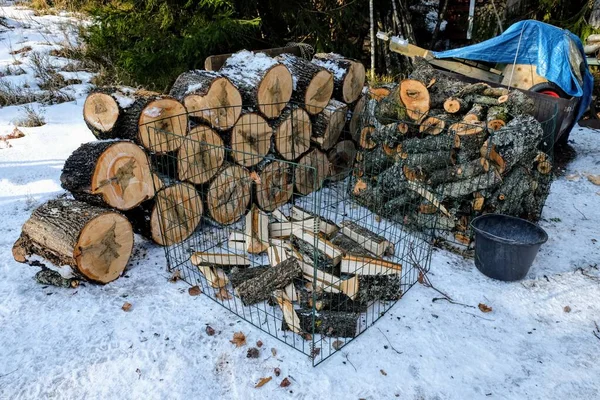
[191,204,403,339]
[12,50,368,285]
[351,58,553,245]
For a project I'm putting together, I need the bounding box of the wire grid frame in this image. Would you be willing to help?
[354,91,558,253]
[140,101,434,365]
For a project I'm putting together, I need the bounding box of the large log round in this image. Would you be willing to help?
[12,199,134,284]
[272,106,312,161]
[230,112,273,167]
[312,53,366,104]
[255,159,294,211]
[220,50,293,119]
[312,99,348,150]
[61,140,156,210]
[178,125,225,185]
[295,148,331,195]
[84,88,187,153]
[169,70,242,131]
[206,163,252,225]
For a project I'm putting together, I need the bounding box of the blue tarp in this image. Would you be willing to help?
[434,20,593,121]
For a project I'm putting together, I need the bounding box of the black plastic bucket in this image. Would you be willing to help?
[470,214,548,281]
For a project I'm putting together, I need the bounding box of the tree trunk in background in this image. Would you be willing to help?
[591,0,600,29]
[430,0,449,49]
[370,0,375,79]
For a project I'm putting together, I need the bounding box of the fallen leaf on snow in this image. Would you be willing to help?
[247,348,259,358]
[256,340,263,348]
[188,286,201,296]
[332,340,344,350]
[478,303,492,313]
[215,287,232,300]
[169,270,181,283]
[122,302,132,312]
[280,377,291,387]
[231,331,247,347]
[311,347,321,358]
[274,367,281,377]
[566,173,581,181]
[271,348,277,356]
[564,306,572,313]
[380,369,387,376]
[255,376,272,388]
[586,174,600,186]
[205,325,215,336]
[417,271,425,284]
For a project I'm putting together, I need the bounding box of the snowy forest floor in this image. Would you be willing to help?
[1,4,600,400]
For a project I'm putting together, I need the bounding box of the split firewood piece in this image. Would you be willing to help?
[255,159,293,212]
[486,106,508,131]
[312,99,348,150]
[406,181,452,217]
[349,93,367,142]
[291,229,343,272]
[312,53,366,104]
[13,199,134,284]
[235,258,301,305]
[290,205,339,237]
[284,282,299,302]
[443,97,469,114]
[125,182,203,246]
[419,114,446,135]
[328,140,357,182]
[190,252,251,267]
[83,88,187,153]
[295,148,331,195]
[282,308,359,338]
[330,232,375,257]
[498,90,535,116]
[229,265,270,288]
[205,163,252,225]
[273,289,304,334]
[427,158,490,186]
[277,53,334,114]
[340,255,402,275]
[219,50,293,119]
[169,70,242,130]
[339,220,394,257]
[472,192,485,212]
[271,208,289,222]
[230,112,273,167]
[298,259,358,299]
[267,239,292,267]
[454,233,472,246]
[197,265,229,288]
[462,104,486,122]
[399,79,430,121]
[228,230,247,251]
[437,169,502,199]
[61,140,156,211]
[269,219,317,239]
[177,125,225,185]
[271,106,312,161]
[245,204,269,254]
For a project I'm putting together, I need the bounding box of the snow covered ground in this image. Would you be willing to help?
[1,4,600,399]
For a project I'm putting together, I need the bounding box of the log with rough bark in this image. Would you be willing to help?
[255,159,293,211]
[290,229,343,273]
[312,53,366,104]
[400,150,454,174]
[205,163,252,225]
[283,309,359,337]
[399,79,430,120]
[277,53,334,114]
[339,220,394,257]
[219,50,293,119]
[401,134,454,153]
[169,70,242,130]
[438,169,502,199]
[229,265,270,288]
[330,232,375,257]
[35,268,80,288]
[427,158,490,186]
[178,125,225,185]
[486,105,509,131]
[312,99,348,150]
[230,112,273,167]
[290,205,339,237]
[485,164,535,216]
[271,106,312,161]
[61,140,156,210]
[463,104,486,122]
[125,182,203,246]
[328,140,357,181]
[498,90,535,116]
[360,145,396,177]
[235,258,301,305]
[301,290,368,313]
[83,88,187,153]
[295,148,331,195]
[13,199,134,284]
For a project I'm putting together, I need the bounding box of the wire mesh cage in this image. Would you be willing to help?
[141,101,436,365]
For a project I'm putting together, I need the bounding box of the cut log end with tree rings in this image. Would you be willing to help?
[273,107,312,161]
[443,97,467,114]
[360,126,377,150]
[295,148,331,195]
[342,61,366,104]
[399,79,430,121]
[178,125,225,185]
[419,115,445,135]
[537,160,552,174]
[83,92,119,133]
[231,112,273,167]
[312,100,347,150]
[14,199,134,284]
[312,53,366,104]
[257,64,294,118]
[255,160,293,211]
[206,164,252,225]
[61,141,156,211]
[138,97,187,153]
[304,70,334,114]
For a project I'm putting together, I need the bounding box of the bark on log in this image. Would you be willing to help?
[486,105,509,131]
[355,274,402,303]
[169,70,242,130]
[12,199,134,284]
[312,53,366,104]
[330,232,376,257]
[229,266,270,288]
[219,50,293,119]
[401,150,453,174]
[230,112,273,167]
[290,230,343,274]
[124,182,203,246]
[178,125,225,185]
[428,158,490,186]
[312,99,348,150]
[463,104,486,122]
[360,145,396,176]
[61,140,156,210]
[255,158,294,211]
[277,53,334,114]
[235,258,301,305]
[498,90,536,116]
[83,88,188,153]
[485,165,534,216]
[295,148,331,195]
[271,106,312,161]
[399,79,430,120]
[300,290,368,313]
[453,129,488,163]
[284,309,359,337]
[205,163,252,225]
[35,268,79,288]
[400,134,454,153]
[438,169,502,199]
[328,140,357,181]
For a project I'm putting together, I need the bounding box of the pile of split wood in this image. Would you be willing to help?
[12,50,367,285]
[190,204,403,339]
[351,58,553,245]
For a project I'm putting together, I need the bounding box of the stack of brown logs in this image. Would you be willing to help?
[351,58,552,245]
[13,50,366,284]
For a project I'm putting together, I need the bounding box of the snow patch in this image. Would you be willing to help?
[312,54,346,80]
[143,107,163,118]
[220,50,279,87]
[113,93,135,109]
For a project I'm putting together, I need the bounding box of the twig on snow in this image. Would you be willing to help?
[432,297,476,309]
[342,352,357,372]
[377,327,402,355]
